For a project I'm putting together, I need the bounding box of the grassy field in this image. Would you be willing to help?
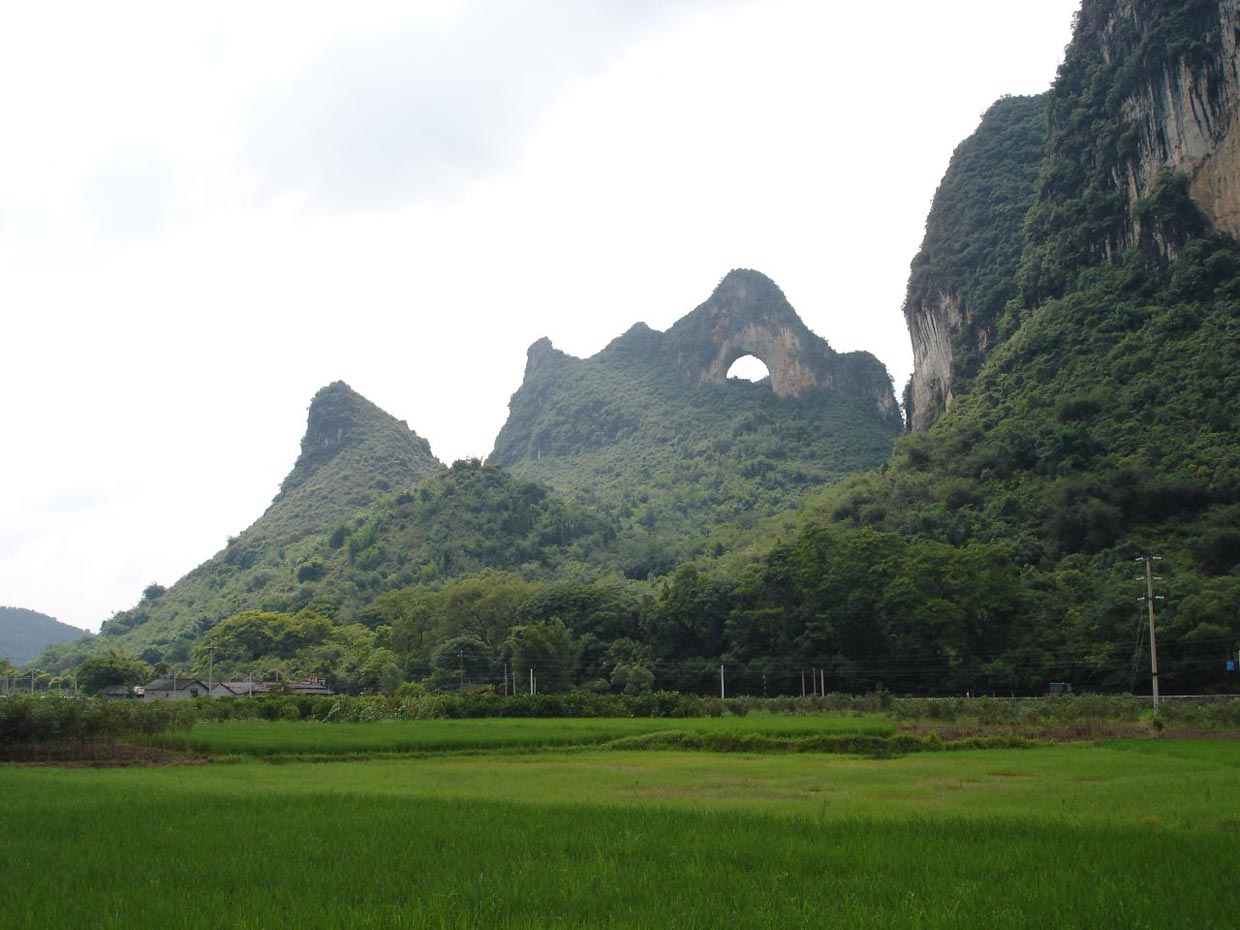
[171,712,896,756]
[2,736,1239,928]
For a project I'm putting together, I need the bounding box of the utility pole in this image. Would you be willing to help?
[1136,556,1164,710]
[719,664,725,700]
[801,670,806,697]
[530,667,535,695]
[458,650,465,692]
[206,646,215,696]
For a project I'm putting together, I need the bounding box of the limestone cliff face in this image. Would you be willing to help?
[1024,0,1240,287]
[902,96,1048,432]
[905,292,964,432]
[906,1,1240,431]
[667,270,899,422]
[1099,0,1240,250]
[1111,1,1235,240]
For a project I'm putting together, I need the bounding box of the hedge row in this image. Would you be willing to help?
[3,691,1237,746]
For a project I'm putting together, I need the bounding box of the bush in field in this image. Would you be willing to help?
[3,692,1234,748]
[0,696,194,746]
[1155,700,1240,728]
[888,694,1147,724]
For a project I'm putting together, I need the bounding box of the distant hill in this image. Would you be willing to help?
[490,269,903,574]
[76,380,623,666]
[0,607,89,665]
[84,381,446,661]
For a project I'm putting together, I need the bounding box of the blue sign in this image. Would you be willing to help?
[1228,660,1236,672]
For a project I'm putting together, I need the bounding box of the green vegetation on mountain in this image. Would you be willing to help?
[1017,0,1225,305]
[491,270,901,576]
[915,96,1047,336]
[903,94,1048,426]
[28,1,1240,699]
[761,0,1240,694]
[78,459,620,674]
[258,380,443,545]
[799,237,1240,692]
[66,382,440,662]
[0,607,87,665]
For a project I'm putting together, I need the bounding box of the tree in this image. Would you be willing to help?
[506,620,576,693]
[377,587,437,654]
[611,662,654,696]
[434,571,539,647]
[428,636,494,692]
[194,609,333,672]
[76,650,152,694]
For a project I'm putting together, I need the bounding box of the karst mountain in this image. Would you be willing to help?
[36,0,1240,695]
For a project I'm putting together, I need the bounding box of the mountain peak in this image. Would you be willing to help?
[709,268,784,303]
[524,337,568,378]
[279,381,439,499]
[301,380,381,456]
[666,270,894,409]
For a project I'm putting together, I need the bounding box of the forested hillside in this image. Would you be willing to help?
[903,94,1049,429]
[739,0,1240,693]
[491,269,902,575]
[53,382,445,665]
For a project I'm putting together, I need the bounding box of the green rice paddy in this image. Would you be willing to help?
[2,720,1238,928]
[174,711,896,756]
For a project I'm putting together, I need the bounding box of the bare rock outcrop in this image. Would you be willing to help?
[668,269,899,421]
[1105,0,1240,247]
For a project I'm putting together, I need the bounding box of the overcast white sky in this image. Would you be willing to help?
[1,0,1080,634]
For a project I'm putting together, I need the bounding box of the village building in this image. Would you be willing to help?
[99,685,139,701]
[138,677,334,700]
[141,678,210,701]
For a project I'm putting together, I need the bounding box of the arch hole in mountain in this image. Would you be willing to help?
[726,354,771,384]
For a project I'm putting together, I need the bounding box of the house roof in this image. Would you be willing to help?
[219,681,271,694]
[142,678,208,691]
[291,682,334,696]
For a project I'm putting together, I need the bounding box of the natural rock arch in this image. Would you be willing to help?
[725,354,771,382]
[508,269,902,439]
[701,324,819,397]
[670,269,850,400]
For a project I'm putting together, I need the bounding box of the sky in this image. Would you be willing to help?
[1,0,1081,634]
